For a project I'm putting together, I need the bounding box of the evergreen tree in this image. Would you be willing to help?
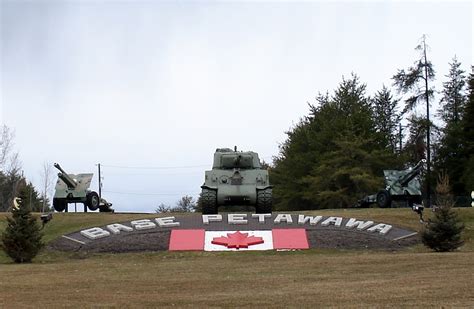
[1,188,44,263]
[460,67,474,191]
[421,173,464,252]
[301,136,399,208]
[21,181,44,212]
[271,74,401,210]
[438,57,466,124]
[392,36,435,114]
[403,115,429,164]
[393,35,435,206]
[434,58,467,195]
[372,86,401,152]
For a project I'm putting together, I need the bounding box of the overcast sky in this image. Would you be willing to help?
[1,0,472,213]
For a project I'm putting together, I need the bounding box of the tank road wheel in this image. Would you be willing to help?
[376,190,392,208]
[256,188,272,214]
[86,192,100,211]
[201,189,217,215]
[53,198,67,212]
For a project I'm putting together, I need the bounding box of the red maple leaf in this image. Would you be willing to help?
[211,231,264,249]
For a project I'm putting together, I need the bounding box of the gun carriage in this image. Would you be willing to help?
[53,163,113,212]
[357,160,424,209]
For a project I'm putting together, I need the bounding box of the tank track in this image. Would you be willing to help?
[256,188,272,213]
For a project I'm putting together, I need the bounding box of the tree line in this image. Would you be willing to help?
[270,38,473,210]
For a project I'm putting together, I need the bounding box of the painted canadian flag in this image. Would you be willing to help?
[169,229,309,251]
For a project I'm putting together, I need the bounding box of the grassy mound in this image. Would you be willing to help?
[0,208,473,307]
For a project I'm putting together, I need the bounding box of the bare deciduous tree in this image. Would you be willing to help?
[40,162,55,212]
[0,125,21,174]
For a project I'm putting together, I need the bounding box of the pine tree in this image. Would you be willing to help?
[271,74,401,210]
[392,35,435,206]
[1,189,44,263]
[372,86,401,152]
[460,67,474,191]
[434,58,467,195]
[438,57,466,124]
[421,173,464,252]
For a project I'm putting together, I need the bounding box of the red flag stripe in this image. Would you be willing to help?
[169,229,205,251]
[272,229,309,249]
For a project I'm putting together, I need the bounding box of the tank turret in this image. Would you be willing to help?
[201,147,272,214]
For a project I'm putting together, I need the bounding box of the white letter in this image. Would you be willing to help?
[106,223,133,234]
[367,223,392,235]
[274,214,293,224]
[80,227,110,240]
[345,218,374,231]
[321,217,342,227]
[131,219,156,230]
[202,214,222,225]
[155,217,180,227]
[228,214,248,224]
[298,215,323,226]
[252,213,271,223]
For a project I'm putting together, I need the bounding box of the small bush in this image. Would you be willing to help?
[421,172,464,252]
[1,192,44,263]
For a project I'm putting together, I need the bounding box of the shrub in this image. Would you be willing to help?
[1,191,44,263]
[421,172,464,252]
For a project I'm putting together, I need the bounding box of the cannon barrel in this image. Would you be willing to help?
[54,163,77,189]
[399,160,424,186]
[234,154,242,167]
[54,163,67,174]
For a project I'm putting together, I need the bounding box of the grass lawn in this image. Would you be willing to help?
[0,208,473,307]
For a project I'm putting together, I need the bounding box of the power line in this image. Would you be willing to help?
[101,164,209,170]
[102,190,200,196]
[101,155,274,171]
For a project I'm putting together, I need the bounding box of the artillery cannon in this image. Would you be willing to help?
[53,163,113,213]
[201,147,273,214]
[357,160,424,209]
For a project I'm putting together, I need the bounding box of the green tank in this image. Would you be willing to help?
[53,163,113,212]
[200,147,272,214]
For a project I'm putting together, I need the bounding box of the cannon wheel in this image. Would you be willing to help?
[201,189,217,215]
[53,198,67,212]
[256,188,272,214]
[376,190,392,208]
[86,192,100,211]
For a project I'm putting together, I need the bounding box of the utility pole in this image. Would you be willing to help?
[399,123,403,153]
[422,36,431,208]
[98,163,102,199]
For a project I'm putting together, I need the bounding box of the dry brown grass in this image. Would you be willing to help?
[1,209,474,307]
[1,250,473,307]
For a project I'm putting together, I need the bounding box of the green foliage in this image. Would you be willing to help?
[301,138,396,208]
[392,35,435,114]
[20,181,44,212]
[438,57,466,124]
[271,75,402,210]
[0,171,22,211]
[434,59,468,195]
[460,67,474,191]
[371,86,401,152]
[1,189,44,263]
[421,173,464,252]
[421,207,464,252]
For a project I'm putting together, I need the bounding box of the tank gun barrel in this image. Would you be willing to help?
[54,163,77,189]
[399,160,424,186]
[234,154,242,167]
